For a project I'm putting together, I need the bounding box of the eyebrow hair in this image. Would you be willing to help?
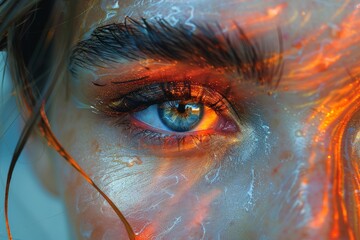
[69,17,283,87]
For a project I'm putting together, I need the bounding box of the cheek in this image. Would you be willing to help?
[52,107,264,239]
[61,144,261,239]
[51,96,281,239]
[53,111,299,240]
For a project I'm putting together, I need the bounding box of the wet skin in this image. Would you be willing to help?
[39,0,360,239]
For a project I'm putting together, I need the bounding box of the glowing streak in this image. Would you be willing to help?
[266,3,287,17]
[138,138,229,238]
[284,7,360,236]
[300,12,312,28]
[283,10,299,26]
[332,0,351,20]
[187,189,221,229]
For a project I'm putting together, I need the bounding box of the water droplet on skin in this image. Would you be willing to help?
[115,156,143,167]
[101,0,119,10]
[102,229,119,240]
[80,221,94,239]
[130,156,143,167]
[295,130,305,137]
[126,161,135,167]
[101,0,120,21]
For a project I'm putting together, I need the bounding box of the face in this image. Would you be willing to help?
[44,0,360,239]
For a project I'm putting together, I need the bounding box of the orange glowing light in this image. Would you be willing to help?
[187,189,222,228]
[266,3,287,17]
[196,106,218,131]
[280,5,360,237]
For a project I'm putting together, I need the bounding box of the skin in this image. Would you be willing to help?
[31,0,360,239]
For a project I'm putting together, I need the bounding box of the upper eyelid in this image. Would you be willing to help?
[90,80,250,125]
[106,82,228,113]
[69,17,284,88]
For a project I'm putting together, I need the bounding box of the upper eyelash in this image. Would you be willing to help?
[70,17,284,87]
[107,81,228,114]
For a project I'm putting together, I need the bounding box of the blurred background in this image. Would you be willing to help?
[0,52,69,240]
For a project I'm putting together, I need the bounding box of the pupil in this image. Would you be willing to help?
[177,103,186,113]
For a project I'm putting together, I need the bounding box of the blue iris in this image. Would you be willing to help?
[158,101,204,132]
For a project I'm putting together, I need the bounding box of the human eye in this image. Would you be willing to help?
[53,18,291,239]
[69,19,282,158]
[97,81,243,152]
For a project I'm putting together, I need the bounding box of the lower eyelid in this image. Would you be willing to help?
[122,121,232,154]
[123,116,214,149]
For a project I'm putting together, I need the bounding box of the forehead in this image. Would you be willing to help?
[72,1,360,82]
[76,0,347,36]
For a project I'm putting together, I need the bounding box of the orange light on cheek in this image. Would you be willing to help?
[316,55,341,72]
[187,188,222,229]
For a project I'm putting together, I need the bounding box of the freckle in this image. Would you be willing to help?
[280,150,293,160]
[91,139,100,153]
[58,114,66,123]
[292,38,304,49]
[271,163,283,176]
[271,118,280,128]
[281,32,289,41]
[76,111,82,119]
[316,62,329,72]
[65,129,75,144]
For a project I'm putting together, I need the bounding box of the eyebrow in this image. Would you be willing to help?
[69,17,283,87]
